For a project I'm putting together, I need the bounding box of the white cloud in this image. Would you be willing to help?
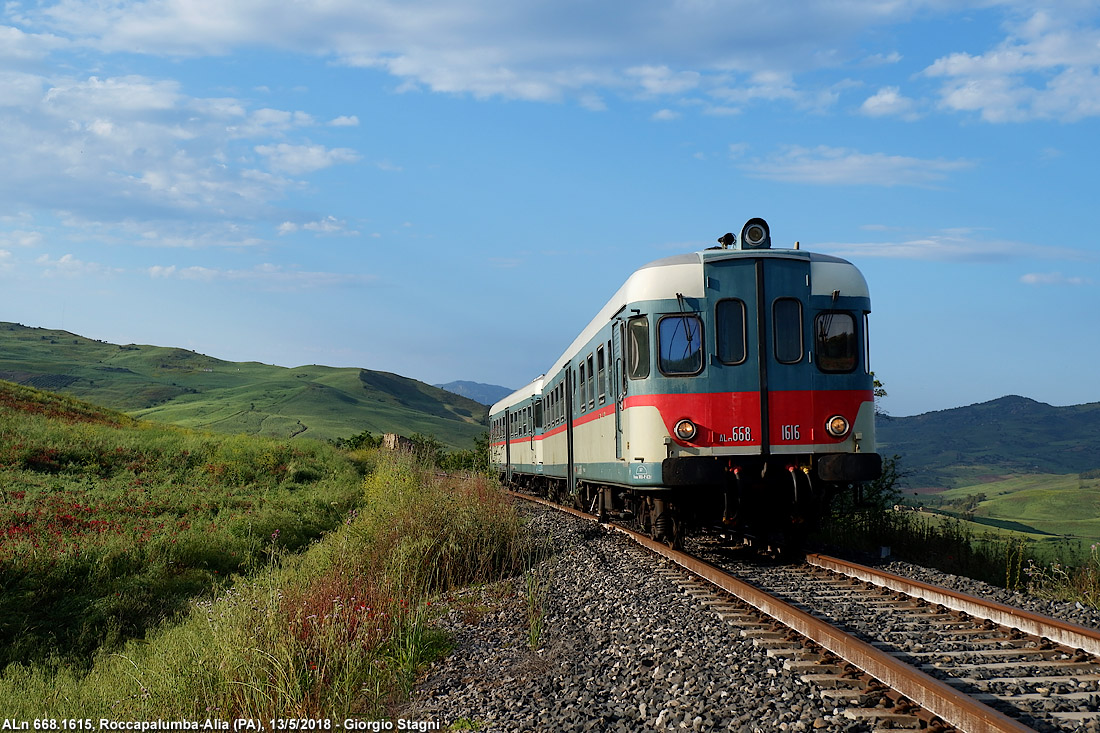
[0,68,363,244]
[1020,272,1094,286]
[35,252,121,277]
[859,86,920,120]
[145,261,375,290]
[23,1,957,106]
[651,108,680,121]
[924,9,1100,122]
[0,23,66,61]
[818,230,1091,263]
[0,230,44,248]
[0,249,12,273]
[627,65,700,95]
[328,115,359,126]
[743,145,973,187]
[254,142,360,174]
[278,216,357,235]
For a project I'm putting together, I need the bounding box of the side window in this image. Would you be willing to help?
[627,316,650,380]
[716,299,747,365]
[659,315,704,375]
[579,363,587,411]
[586,354,595,407]
[597,346,606,403]
[773,298,803,364]
[535,398,544,429]
[815,312,857,373]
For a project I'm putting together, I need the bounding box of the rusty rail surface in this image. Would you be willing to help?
[806,553,1100,657]
[510,491,1036,733]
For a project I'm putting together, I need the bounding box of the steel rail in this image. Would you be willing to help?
[807,553,1100,657]
[510,491,1035,733]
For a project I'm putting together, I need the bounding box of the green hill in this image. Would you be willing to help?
[0,322,487,447]
[876,395,1100,489]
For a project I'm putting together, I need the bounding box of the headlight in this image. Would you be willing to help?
[825,415,849,438]
[674,419,697,441]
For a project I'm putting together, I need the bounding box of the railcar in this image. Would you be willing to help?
[489,218,882,547]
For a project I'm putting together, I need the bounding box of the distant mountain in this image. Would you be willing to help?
[876,395,1100,490]
[435,380,512,406]
[0,322,487,448]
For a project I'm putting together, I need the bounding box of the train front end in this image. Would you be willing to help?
[621,219,881,544]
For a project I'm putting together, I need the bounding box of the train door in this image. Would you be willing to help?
[706,255,811,455]
[565,366,576,495]
[612,320,624,460]
[759,257,813,455]
[504,408,512,482]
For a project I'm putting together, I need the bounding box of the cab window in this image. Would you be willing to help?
[659,315,703,375]
[626,316,650,380]
[716,299,747,365]
[815,312,857,372]
[773,298,803,364]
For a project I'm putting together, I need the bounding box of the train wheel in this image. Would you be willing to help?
[650,498,683,550]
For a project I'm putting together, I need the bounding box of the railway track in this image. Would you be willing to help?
[510,490,1100,733]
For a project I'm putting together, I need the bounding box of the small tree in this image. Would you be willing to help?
[408,433,445,466]
[329,430,382,451]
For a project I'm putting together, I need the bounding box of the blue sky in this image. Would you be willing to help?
[1,1,1098,418]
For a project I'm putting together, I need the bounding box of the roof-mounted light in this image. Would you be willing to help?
[740,217,771,249]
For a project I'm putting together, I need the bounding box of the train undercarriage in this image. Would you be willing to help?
[503,460,854,555]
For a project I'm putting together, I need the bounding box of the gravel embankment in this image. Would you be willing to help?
[399,508,872,732]
[397,503,1100,732]
[879,558,1100,631]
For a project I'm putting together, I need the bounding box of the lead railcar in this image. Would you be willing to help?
[489,218,882,547]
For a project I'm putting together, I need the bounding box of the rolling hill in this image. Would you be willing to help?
[0,322,487,447]
[434,380,513,406]
[876,395,1100,489]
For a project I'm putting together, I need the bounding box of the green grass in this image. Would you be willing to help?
[0,322,487,448]
[0,380,536,720]
[0,449,533,720]
[915,473,1100,548]
[0,379,366,670]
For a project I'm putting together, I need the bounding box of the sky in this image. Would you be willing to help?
[1,0,1098,418]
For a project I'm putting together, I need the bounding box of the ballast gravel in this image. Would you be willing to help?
[396,504,1100,732]
[397,508,870,732]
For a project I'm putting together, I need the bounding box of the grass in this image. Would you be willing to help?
[0,379,366,670]
[0,451,534,719]
[819,461,1100,607]
[0,381,538,719]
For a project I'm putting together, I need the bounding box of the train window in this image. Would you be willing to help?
[587,354,595,408]
[815,312,857,372]
[658,315,704,376]
[597,347,606,404]
[606,339,613,400]
[579,363,587,411]
[864,312,871,375]
[535,399,544,429]
[626,316,650,380]
[716,299,747,365]
[773,298,803,364]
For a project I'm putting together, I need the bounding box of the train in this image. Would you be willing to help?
[489,218,882,549]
